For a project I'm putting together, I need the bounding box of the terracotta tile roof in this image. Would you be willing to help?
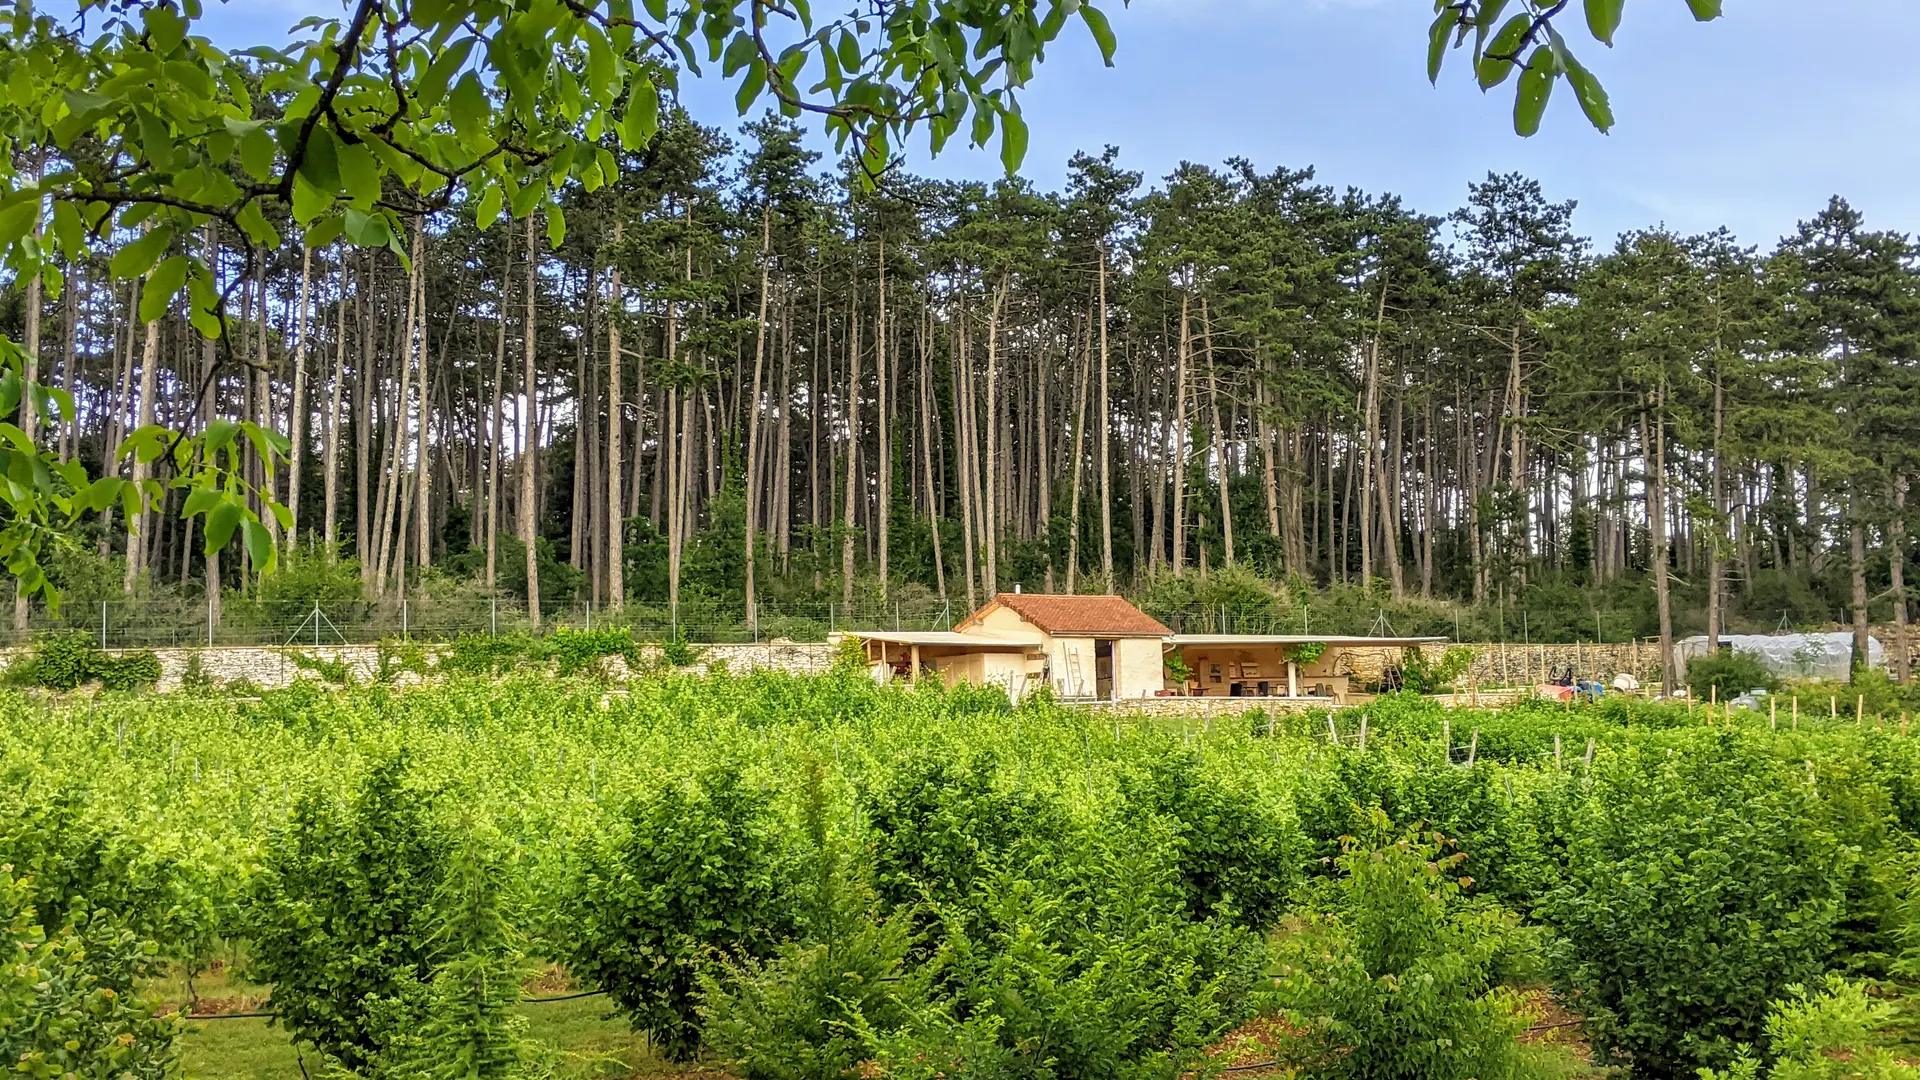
[967,593,1172,637]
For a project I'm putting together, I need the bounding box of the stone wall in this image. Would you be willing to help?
[4,630,1904,695]
[1336,641,1660,689]
[0,640,838,692]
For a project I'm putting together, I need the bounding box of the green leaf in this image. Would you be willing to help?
[203,418,239,457]
[1561,51,1614,132]
[546,206,566,248]
[1584,0,1624,46]
[475,183,503,227]
[180,486,222,519]
[735,60,766,115]
[450,73,489,146]
[1513,47,1555,136]
[303,216,346,249]
[298,124,343,191]
[344,207,392,248]
[338,141,381,206]
[999,107,1028,175]
[187,261,223,339]
[239,126,277,181]
[620,75,659,150]
[1427,11,1453,84]
[1685,0,1722,19]
[50,201,84,258]
[109,226,172,281]
[139,256,189,323]
[1081,5,1116,66]
[236,200,282,249]
[136,106,177,172]
[1477,14,1532,89]
[243,518,274,573]
[291,173,333,223]
[836,30,861,75]
[204,501,242,554]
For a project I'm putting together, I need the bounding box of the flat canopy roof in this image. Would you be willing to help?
[849,631,1043,648]
[1169,634,1447,647]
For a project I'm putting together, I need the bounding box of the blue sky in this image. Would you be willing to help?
[181,0,1920,250]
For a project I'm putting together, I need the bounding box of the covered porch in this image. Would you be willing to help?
[850,630,1045,697]
[1166,635,1447,704]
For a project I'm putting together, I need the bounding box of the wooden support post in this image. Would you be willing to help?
[1857,695,1865,725]
[1770,697,1777,731]
[911,644,921,683]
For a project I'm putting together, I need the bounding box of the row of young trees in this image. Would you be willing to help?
[5,103,1917,683]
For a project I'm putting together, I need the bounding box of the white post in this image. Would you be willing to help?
[208,600,214,647]
[100,600,108,650]
[1288,660,1298,699]
[401,598,408,641]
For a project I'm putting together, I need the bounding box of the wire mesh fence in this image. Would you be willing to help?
[0,592,1660,652]
[0,595,969,650]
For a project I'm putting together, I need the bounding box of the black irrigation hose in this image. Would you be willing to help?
[177,988,608,1020]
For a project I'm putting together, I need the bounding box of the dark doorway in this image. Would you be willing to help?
[1095,639,1114,700]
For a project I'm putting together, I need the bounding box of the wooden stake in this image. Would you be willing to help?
[1857,694,1864,725]
[1770,697,1777,731]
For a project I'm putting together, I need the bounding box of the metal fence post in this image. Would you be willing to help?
[401,599,408,641]
[491,595,497,636]
[208,600,215,647]
[100,600,107,650]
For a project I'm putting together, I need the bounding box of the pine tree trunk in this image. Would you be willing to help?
[1171,291,1191,576]
[982,279,1005,595]
[606,221,625,608]
[1643,393,1676,693]
[1200,298,1232,566]
[1066,312,1090,592]
[875,238,889,603]
[743,207,771,628]
[1892,476,1909,683]
[123,305,160,595]
[841,286,862,608]
[323,249,348,556]
[1097,246,1114,589]
[522,214,542,627]
[287,245,313,550]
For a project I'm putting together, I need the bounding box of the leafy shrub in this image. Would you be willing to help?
[701,761,920,1080]
[659,626,703,667]
[5,632,159,691]
[1688,648,1780,703]
[563,767,798,1060]
[861,752,1073,921]
[1699,976,1919,1080]
[375,636,433,683]
[249,757,449,1071]
[869,833,1269,1078]
[1270,817,1540,1080]
[1119,748,1304,927]
[547,626,638,676]
[439,631,540,677]
[11,632,100,690]
[702,910,920,1080]
[1541,734,1848,1077]
[383,817,543,1080]
[1402,645,1474,693]
[0,866,182,1080]
[179,651,215,691]
[100,649,161,690]
[288,650,353,685]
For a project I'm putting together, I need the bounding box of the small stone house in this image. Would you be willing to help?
[852,592,1170,701]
